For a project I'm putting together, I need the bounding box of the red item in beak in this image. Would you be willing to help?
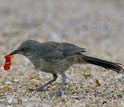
[3,55,14,71]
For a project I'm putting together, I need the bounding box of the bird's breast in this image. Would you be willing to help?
[29,55,82,74]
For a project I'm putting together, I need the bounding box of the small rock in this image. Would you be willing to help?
[71,95,80,100]
[5,81,11,85]
[13,99,18,104]
[118,74,124,83]
[14,79,20,82]
[7,98,13,105]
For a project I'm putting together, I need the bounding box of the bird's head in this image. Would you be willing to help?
[9,40,40,58]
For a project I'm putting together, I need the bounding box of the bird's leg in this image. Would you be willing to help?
[50,73,66,97]
[37,74,58,91]
[29,74,58,92]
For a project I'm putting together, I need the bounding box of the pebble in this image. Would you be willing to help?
[118,74,124,83]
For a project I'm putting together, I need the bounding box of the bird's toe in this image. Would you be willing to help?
[50,91,62,97]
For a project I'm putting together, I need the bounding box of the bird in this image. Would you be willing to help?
[9,40,123,97]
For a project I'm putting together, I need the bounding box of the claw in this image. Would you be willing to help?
[50,91,62,97]
[36,87,47,92]
[28,88,35,92]
[28,87,48,93]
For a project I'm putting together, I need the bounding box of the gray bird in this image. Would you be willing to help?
[9,40,123,97]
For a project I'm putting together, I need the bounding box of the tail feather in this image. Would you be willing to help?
[83,55,123,73]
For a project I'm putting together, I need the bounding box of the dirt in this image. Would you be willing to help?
[0,0,124,106]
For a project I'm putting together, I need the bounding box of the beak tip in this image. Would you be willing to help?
[9,50,19,55]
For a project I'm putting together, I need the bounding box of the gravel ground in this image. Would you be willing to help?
[0,0,124,106]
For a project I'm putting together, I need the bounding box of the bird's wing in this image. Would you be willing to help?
[39,41,86,61]
[61,42,86,57]
[39,42,64,61]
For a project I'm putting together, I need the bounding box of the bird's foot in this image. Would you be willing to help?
[28,87,48,92]
[36,87,48,92]
[50,91,61,97]
[28,88,36,92]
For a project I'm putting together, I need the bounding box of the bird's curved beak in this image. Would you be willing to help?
[9,50,19,55]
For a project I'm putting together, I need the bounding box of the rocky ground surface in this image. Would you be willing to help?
[0,0,124,106]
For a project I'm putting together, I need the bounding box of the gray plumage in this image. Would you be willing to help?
[9,40,123,97]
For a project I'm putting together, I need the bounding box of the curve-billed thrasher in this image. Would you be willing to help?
[9,40,123,97]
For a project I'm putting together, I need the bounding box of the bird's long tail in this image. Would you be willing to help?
[82,55,123,73]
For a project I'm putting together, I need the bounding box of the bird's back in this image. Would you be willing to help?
[38,41,86,61]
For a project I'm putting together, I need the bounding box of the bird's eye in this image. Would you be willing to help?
[21,48,27,52]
